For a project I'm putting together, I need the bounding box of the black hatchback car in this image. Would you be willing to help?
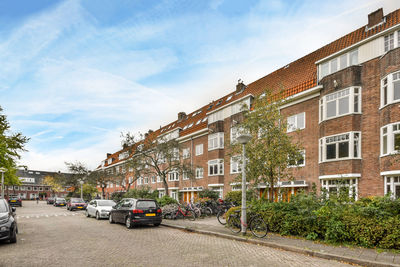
[54,197,67,207]
[109,198,162,229]
[8,196,22,207]
[0,198,17,243]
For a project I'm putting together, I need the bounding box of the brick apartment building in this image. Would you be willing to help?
[1,169,69,200]
[97,8,400,202]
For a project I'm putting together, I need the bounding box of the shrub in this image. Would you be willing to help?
[123,187,158,200]
[199,189,219,200]
[157,195,178,207]
[225,190,256,205]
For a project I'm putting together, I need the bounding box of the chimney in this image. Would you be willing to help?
[368,8,384,28]
[106,153,112,158]
[178,112,186,121]
[236,79,246,93]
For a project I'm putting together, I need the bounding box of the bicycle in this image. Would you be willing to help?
[164,204,196,221]
[216,201,235,225]
[227,209,268,238]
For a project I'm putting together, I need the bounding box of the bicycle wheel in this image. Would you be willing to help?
[227,214,241,234]
[217,210,227,225]
[249,217,268,238]
[204,207,212,217]
[186,210,196,221]
[194,208,201,218]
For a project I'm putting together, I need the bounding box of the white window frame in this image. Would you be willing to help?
[380,71,400,108]
[288,150,306,168]
[287,112,305,133]
[195,144,203,156]
[168,171,179,181]
[172,148,179,161]
[137,178,143,185]
[208,110,223,124]
[319,87,361,122]
[157,176,161,183]
[182,171,189,180]
[208,159,224,176]
[383,31,400,52]
[384,176,400,199]
[230,156,242,174]
[151,176,156,184]
[381,122,400,156]
[321,178,358,200]
[319,132,361,163]
[319,49,358,79]
[182,148,190,159]
[208,132,224,151]
[195,167,204,179]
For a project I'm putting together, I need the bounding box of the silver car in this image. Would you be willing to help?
[85,199,116,220]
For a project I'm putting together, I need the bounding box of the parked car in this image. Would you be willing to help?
[0,198,18,243]
[46,197,55,205]
[8,196,22,207]
[86,199,116,219]
[67,198,87,211]
[109,198,162,228]
[54,197,66,207]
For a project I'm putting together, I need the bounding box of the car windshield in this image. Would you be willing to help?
[57,198,65,202]
[71,199,84,203]
[0,201,8,212]
[9,197,18,200]
[97,200,115,206]
[136,201,157,209]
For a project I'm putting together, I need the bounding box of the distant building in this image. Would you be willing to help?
[4,169,69,200]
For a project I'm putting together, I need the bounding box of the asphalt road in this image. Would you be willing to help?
[0,201,352,267]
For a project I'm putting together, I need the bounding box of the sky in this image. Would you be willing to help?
[0,0,399,172]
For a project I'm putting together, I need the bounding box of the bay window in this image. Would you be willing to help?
[208,159,224,176]
[208,110,223,124]
[321,178,358,200]
[381,71,400,107]
[319,132,361,162]
[319,87,361,121]
[319,49,358,79]
[230,156,242,174]
[381,122,400,156]
[208,133,224,150]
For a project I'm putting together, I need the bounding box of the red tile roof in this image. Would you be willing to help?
[102,8,400,166]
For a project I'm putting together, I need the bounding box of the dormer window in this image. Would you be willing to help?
[319,49,358,80]
[226,95,233,102]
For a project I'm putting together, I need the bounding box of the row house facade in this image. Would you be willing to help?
[97,8,400,202]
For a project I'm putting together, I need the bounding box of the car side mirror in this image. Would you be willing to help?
[11,207,16,212]
[112,205,116,209]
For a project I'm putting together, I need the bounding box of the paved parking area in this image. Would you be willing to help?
[0,201,352,267]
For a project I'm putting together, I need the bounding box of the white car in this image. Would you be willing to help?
[85,199,116,220]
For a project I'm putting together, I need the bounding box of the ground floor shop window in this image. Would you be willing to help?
[321,178,358,200]
[384,176,400,199]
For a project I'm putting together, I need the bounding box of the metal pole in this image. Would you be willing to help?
[81,183,83,199]
[241,143,247,235]
[1,172,4,199]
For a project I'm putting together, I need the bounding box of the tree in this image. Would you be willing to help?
[43,175,63,197]
[87,169,113,199]
[0,106,29,194]
[231,90,303,202]
[64,161,89,193]
[121,132,193,196]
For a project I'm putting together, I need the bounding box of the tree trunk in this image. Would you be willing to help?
[163,176,169,196]
[102,187,106,199]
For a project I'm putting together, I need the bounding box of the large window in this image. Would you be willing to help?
[384,176,400,199]
[208,110,223,124]
[319,87,361,122]
[288,150,305,167]
[208,133,224,150]
[381,71,400,107]
[195,144,203,156]
[319,132,361,162]
[287,112,305,133]
[168,171,179,181]
[208,159,224,176]
[319,49,358,79]
[381,122,400,156]
[195,168,204,179]
[383,31,400,52]
[230,156,242,174]
[321,178,358,200]
[182,148,190,159]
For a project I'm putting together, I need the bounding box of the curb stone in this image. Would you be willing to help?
[161,223,400,267]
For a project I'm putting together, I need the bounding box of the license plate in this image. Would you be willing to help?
[11,200,16,202]
[146,213,155,217]
[60,204,64,206]
[77,207,83,209]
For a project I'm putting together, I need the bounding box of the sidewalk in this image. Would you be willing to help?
[161,217,400,267]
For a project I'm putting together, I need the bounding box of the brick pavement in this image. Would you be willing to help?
[0,201,352,267]
[162,216,400,267]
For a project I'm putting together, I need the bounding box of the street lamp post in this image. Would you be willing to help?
[80,180,84,200]
[237,133,252,235]
[0,168,6,199]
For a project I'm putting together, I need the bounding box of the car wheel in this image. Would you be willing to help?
[109,213,114,224]
[96,212,100,220]
[125,217,132,229]
[85,210,90,217]
[9,227,17,244]
[154,223,160,227]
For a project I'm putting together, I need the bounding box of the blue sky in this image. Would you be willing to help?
[0,0,398,171]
